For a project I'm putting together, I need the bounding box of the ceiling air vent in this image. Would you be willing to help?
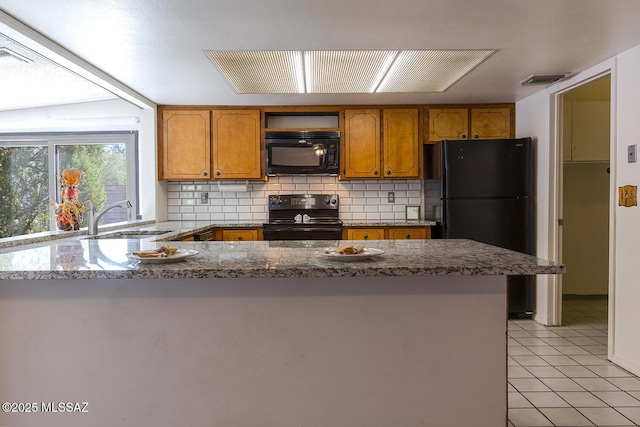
[520,73,568,86]
[0,47,33,63]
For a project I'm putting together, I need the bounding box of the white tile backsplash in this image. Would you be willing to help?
[166,177,423,222]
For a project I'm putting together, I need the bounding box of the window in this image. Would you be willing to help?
[0,132,138,239]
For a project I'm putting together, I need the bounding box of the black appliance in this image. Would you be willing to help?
[424,137,535,317]
[262,194,342,241]
[265,131,340,176]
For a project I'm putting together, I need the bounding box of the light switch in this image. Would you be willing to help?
[618,185,638,207]
[628,144,637,163]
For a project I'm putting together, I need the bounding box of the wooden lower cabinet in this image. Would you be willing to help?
[346,228,385,240]
[344,227,430,240]
[221,228,260,241]
[388,227,431,239]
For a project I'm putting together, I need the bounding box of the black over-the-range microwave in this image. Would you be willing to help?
[265,131,340,175]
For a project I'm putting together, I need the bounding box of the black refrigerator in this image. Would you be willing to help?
[424,137,535,317]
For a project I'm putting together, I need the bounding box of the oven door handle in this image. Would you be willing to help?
[303,227,342,232]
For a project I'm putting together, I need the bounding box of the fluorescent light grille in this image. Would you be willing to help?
[305,50,397,93]
[207,50,303,94]
[206,49,496,94]
[377,50,495,92]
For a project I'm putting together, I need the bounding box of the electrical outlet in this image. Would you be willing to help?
[388,192,395,203]
[200,192,209,204]
[628,144,637,163]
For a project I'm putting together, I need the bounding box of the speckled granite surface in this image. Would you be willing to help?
[0,237,564,280]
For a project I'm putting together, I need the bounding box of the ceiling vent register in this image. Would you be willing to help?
[519,74,569,86]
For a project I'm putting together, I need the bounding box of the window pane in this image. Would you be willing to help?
[57,143,128,226]
[0,146,49,238]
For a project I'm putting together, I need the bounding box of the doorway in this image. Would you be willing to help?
[559,75,611,327]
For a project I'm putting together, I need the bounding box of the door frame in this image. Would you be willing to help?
[546,59,616,338]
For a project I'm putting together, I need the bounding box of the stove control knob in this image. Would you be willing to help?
[269,196,282,206]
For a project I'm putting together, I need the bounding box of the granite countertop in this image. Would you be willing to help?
[0,220,438,250]
[0,236,564,280]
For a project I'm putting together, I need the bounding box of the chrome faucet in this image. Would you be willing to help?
[87,200,132,235]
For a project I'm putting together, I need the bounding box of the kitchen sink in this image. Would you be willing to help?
[83,230,173,240]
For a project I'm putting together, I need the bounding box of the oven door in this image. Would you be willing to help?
[262,225,342,241]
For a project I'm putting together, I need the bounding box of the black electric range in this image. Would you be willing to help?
[262,194,342,241]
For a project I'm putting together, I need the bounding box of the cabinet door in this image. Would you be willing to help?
[383,109,420,178]
[212,110,261,179]
[387,227,430,240]
[346,228,385,240]
[343,109,381,178]
[470,108,512,140]
[222,229,259,241]
[571,101,610,161]
[428,108,469,141]
[160,110,211,180]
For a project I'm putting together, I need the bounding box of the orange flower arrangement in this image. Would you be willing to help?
[52,168,85,231]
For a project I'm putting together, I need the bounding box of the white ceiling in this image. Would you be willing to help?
[1,0,640,108]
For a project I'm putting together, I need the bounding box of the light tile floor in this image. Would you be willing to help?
[508,297,640,426]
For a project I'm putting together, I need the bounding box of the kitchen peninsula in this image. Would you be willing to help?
[0,236,563,427]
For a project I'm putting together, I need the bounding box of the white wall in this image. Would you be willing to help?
[611,44,640,374]
[0,99,140,131]
[517,43,640,375]
[515,90,555,325]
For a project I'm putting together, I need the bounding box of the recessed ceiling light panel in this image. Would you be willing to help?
[376,50,495,93]
[205,49,496,94]
[207,50,304,94]
[305,50,397,93]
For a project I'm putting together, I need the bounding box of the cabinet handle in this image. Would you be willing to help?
[462,134,467,139]
[405,233,411,238]
[203,171,208,176]
[386,170,391,175]
[363,234,369,239]
[216,171,221,176]
[373,170,379,175]
[237,235,243,240]
[474,134,479,139]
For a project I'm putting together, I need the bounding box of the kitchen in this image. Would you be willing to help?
[2,1,640,426]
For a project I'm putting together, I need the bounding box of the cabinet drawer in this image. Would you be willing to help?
[222,229,259,241]
[388,228,430,240]
[346,228,385,240]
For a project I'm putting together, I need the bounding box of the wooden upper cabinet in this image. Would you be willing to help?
[160,110,211,180]
[343,109,381,178]
[428,107,513,142]
[470,107,511,140]
[383,109,419,178]
[428,108,469,141]
[212,110,262,179]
